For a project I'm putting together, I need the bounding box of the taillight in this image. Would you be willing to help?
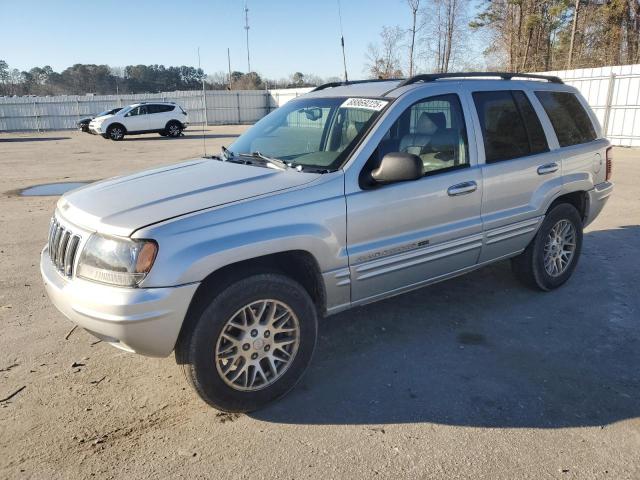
[605,146,613,181]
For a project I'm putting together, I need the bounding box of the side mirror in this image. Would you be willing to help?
[303,107,322,121]
[371,152,423,184]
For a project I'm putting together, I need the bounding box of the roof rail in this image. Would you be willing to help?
[311,78,403,92]
[397,72,563,88]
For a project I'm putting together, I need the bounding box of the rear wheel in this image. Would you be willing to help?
[106,124,125,141]
[166,121,183,137]
[175,273,318,412]
[512,203,583,291]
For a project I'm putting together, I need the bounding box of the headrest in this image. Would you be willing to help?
[416,113,437,135]
[426,112,446,130]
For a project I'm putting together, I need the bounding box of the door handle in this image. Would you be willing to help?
[537,162,559,175]
[447,181,477,196]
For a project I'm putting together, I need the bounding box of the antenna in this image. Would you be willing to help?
[227,47,233,90]
[337,0,348,83]
[244,1,251,73]
[197,47,207,157]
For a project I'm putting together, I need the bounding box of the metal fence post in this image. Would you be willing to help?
[236,92,241,124]
[602,73,616,137]
[33,99,40,132]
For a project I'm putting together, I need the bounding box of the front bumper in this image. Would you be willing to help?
[40,247,199,357]
[88,124,103,135]
[585,181,614,227]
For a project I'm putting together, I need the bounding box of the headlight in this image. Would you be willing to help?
[77,234,158,287]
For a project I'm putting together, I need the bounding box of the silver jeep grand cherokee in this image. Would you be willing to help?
[41,73,613,412]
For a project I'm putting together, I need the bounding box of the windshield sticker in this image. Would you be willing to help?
[341,98,388,111]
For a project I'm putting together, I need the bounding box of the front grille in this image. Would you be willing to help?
[47,218,81,278]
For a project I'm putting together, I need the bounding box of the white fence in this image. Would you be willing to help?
[538,64,640,146]
[0,87,312,132]
[2,65,640,146]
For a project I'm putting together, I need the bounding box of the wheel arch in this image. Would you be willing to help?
[107,122,127,134]
[547,190,588,222]
[178,250,327,347]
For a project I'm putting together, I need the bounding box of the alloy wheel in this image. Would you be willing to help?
[543,219,576,277]
[214,299,300,392]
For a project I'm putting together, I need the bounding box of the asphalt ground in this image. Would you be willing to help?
[1,128,638,479]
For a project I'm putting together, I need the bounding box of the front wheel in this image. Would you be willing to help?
[175,273,318,412]
[106,124,125,141]
[512,203,583,291]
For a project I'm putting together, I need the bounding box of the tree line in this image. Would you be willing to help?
[0,60,335,97]
[366,0,640,79]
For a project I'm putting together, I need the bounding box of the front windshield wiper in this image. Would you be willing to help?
[235,151,289,171]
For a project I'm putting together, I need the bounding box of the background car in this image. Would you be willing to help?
[77,107,122,132]
[88,102,189,140]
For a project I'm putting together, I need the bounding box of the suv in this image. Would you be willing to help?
[89,102,189,140]
[41,73,613,412]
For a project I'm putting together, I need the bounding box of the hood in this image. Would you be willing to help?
[90,114,114,123]
[57,158,320,236]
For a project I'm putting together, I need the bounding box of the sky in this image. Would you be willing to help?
[0,0,486,80]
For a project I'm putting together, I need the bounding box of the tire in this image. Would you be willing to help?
[166,121,183,137]
[512,203,583,291]
[106,124,125,141]
[158,131,168,137]
[175,273,318,412]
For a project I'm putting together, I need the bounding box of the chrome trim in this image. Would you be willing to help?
[47,217,82,278]
[485,217,542,245]
[355,234,483,281]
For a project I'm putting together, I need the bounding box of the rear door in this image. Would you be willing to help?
[147,104,175,130]
[345,88,484,304]
[468,87,563,262]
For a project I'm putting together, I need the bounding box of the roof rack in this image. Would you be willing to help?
[311,78,403,92]
[397,72,563,88]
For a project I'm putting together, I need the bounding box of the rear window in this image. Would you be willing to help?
[535,91,597,147]
[473,90,549,163]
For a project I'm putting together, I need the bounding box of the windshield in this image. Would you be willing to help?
[228,97,388,170]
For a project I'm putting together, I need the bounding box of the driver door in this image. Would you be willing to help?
[346,92,483,304]
[124,105,149,132]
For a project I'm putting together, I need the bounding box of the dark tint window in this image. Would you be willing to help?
[535,91,597,147]
[512,91,548,154]
[147,104,175,114]
[473,90,548,163]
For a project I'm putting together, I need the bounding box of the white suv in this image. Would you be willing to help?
[89,102,189,140]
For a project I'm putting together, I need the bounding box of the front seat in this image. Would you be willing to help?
[399,112,445,155]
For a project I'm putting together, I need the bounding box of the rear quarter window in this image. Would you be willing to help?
[535,91,597,147]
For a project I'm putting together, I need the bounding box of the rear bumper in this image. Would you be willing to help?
[40,247,199,357]
[585,181,614,227]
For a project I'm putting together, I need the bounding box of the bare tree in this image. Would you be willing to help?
[406,0,424,76]
[365,26,405,79]
[422,0,466,73]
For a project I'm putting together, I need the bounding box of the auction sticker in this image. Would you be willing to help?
[341,98,388,111]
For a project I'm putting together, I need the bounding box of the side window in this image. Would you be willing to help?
[150,104,174,113]
[535,91,597,147]
[377,94,469,175]
[512,91,549,155]
[473,90,548,163]
[125,107,139,117]
[138,105,148,115]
